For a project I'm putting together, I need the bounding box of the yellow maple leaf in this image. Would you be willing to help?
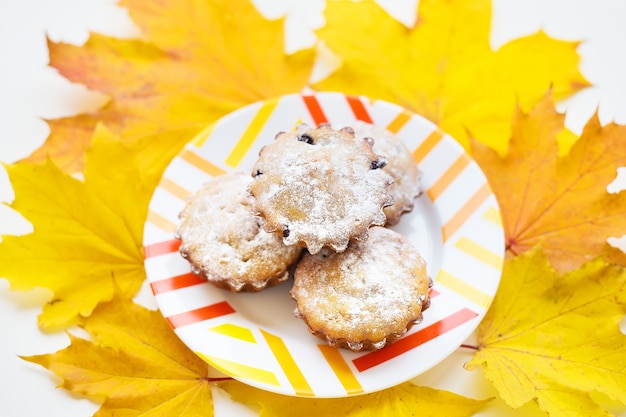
[219,379,491,417]
[466,246,626,416]
[23,294,215,416]
[28,0,315,173]
[0,124,189,330]
[470,92,626,272]
[314,0,589,154]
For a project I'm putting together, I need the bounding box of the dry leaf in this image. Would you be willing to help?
[0,124,188,330]
[466,246,626,416]
[219,380,491,417]
[470,93,626,272]
[314,0,588,154]
[29,0,315,173]
[23,294,214,417]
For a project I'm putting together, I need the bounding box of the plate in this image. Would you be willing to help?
[142,92,505,398]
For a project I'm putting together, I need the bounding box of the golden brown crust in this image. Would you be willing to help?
[290,226,431,351]
[177,172,303,292]
[249,124,394,254]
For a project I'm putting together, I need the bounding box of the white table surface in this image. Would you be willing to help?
[1,1,626,416]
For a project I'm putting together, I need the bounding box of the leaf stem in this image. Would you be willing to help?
[205,376,234,382]
[459,344,480,351]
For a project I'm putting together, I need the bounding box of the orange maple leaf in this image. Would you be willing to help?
[28,0,315,173]
[471,93,626,272]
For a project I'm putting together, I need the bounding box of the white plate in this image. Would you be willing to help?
[142,92,505,398]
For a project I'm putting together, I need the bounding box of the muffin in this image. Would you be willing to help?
[351,121,422,225]
[177,172,303,292]
[290,226,431,351]
[249,123,394,254]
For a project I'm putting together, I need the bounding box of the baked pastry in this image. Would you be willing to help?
[290,226,431,351]
[249,123,394,254]
[351,121,422,225]
[177,172,303,292]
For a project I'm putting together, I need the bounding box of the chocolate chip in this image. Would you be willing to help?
[253,169,263,177]
[282,226,290,237]
[370,159,387,170]
[298,133,314,144]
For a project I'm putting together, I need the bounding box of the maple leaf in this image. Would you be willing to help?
[466,246,626,416]
[470,93,626,272]
[22,294,215,416]
[313,0,589,155]
[29,0,315,173]
[219,380,491,417]
[0,123,188,330]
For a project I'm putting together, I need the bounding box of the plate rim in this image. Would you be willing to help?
[142,91,505,398]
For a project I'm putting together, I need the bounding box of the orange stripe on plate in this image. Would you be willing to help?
[150,272,205,295]
[385,111,412,134]
[226,100,279,168]
[352,308,478,372]
[147,210,178,234]
[346,95,373,123]
[426,154,470,201]
[166,301,236,328]
[442,183,491,241]
[413,129,444,164]
[159,177,191,201]
[302,95,328,125]
[180,148,226,177]
[318,345,364,395]
[143,239,181,258]
[261,329,315,396]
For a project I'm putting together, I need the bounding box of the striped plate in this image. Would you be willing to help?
[143,92,504,398]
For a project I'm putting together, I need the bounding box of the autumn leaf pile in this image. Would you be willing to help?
[1,0,625,416]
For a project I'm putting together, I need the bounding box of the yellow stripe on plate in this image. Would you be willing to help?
[318,344,364,395]
[385,111,412,134]
[454,237,504,270]
[147,210,177,234]
[261,329,315,396]
[197,352,280,387]
[190,123,217,147]
[225,99,279,168]
[209,323,257,344]
[436,270,493,309]
[482,206,503,226]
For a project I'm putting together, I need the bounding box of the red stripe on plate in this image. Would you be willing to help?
[166,301,236,328]
[302,95,328,125]
[144,239,181,258]
[150,272,206,295]
[346,96,373,123]
[352,308,478,372]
